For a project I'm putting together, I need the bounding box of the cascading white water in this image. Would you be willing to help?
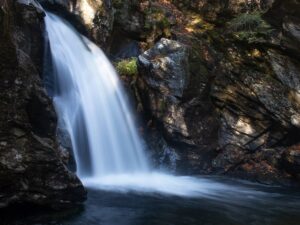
[45,12,269,198]
[45,13,149,178]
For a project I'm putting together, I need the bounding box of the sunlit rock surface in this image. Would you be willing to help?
[133,0,300,185]
[39,0,114,48]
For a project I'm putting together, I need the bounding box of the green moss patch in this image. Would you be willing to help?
[115,58,138,76]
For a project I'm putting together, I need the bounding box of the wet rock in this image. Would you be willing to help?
[110,38,141,60]
[217,110,273,151]
[112,0,144,38]
[264,0,300,55]
[146,130,179,172]
[40,0,114,48]
[171,0,274,21]
[213,145,291,184]
[137,38,219,172]
[209,40,300,184]
[137,38,191,144]
[138,38,189,98]
[282,16,300,54]
[283,145,300,176]
[91,0,114,49]
[212,145,248,173]
[243,71,298,127]
[57,126,77,172]
[268,50,300,91]
[0,0,86,209]
[135,1,300,185]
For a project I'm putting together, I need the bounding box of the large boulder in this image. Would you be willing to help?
[137,38,219,172]
[0,0,86,208]
[138,39,191,143]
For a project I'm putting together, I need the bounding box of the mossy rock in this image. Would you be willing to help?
[115,57,138,76]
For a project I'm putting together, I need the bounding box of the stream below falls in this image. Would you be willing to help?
[2,176,300,225]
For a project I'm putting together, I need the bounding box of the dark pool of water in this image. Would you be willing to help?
[1,177,300,225]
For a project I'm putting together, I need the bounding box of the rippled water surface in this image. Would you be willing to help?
[2,177,300,225]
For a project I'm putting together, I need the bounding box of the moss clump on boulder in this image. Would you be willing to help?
[115,57,138,76]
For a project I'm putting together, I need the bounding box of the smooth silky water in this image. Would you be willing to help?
[3,12,300,225]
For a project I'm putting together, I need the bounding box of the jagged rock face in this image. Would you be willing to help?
[138,39,191,143]
[112,0,145,37]
[137,38,219,173]
[135,0,300,184]
[91,0,114,49]
[210,44,300,184]
[73,0,114,48]
[264,0,300,55]
[39,0,114,49]
[283,144,300,179]
[171,0,274,21]
[0,0,86,208]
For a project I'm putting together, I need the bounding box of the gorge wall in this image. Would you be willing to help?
[105,0,300,186]
[0,0,86,208]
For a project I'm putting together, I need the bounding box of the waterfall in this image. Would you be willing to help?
[45,12,268,198]
[45,12,149,178]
